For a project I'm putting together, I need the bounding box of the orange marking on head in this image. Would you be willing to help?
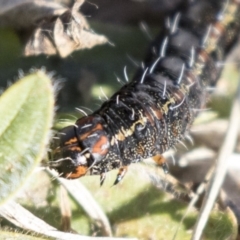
[93,123,104,131]
[64,137,78,146]
[68,146,81,152]
[66,166,88,179]
[79,132,90,141]
[79,123,104,141]
[92,135,109,155]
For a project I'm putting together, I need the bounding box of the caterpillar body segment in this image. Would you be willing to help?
[50,0,240,185]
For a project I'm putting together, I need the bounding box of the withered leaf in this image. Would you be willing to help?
[24,0,108,58]
[0,0,66,29]
[24,28,57,56]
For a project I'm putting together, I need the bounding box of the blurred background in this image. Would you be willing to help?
[0,0,185,112]
[1,0,240,239]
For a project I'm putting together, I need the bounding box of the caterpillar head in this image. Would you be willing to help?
[50,115,110,179]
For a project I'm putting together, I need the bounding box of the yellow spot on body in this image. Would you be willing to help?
[162,98,175,114]
[111,137,115,146]
[193,62,204,76]
[113,117,148,142]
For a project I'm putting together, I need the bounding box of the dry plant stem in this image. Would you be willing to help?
[191,76,240,240]
[172,166,214,240]
[47,169,112,237]
[0,201,138,240]
[60,185,72,232]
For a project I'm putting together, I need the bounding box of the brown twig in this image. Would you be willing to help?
[0,200,137,240]
[60,185,72,232]
[47,169,113,237]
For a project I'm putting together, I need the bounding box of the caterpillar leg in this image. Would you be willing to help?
[113,166,128,185]
[152,154,169,174]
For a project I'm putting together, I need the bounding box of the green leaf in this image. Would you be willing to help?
[0,71,54,205]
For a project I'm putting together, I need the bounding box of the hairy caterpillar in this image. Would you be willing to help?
[50,0,240,186]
